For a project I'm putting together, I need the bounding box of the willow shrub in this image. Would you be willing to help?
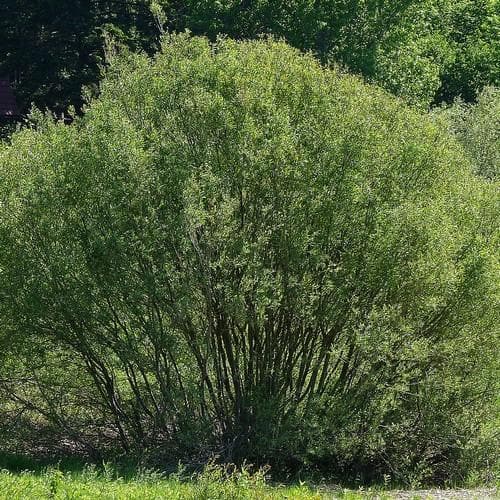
[0,35,498,484]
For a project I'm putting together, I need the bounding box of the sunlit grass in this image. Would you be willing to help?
[0,469,325,499]
[1,455,494,499]
[0,463,387,499]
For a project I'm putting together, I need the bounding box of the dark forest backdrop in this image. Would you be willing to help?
[1,0,498,114]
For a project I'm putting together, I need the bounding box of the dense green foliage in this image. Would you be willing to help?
[434,86,500,180]
[0,36,498,484]
[161,0,500,107]
[1,0,498,114]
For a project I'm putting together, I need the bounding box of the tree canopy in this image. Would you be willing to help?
[1,0,498,114]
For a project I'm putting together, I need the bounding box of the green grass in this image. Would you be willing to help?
[0,456,402,500]
[3,454,494,499]
[0,466,377,499]
[2,465,496,499]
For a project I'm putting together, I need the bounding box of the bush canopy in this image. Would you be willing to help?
[0,35,498,484]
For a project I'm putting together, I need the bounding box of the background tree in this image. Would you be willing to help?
[0,0,157,115]
[434,86,499,180]
[1,0,498,115]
